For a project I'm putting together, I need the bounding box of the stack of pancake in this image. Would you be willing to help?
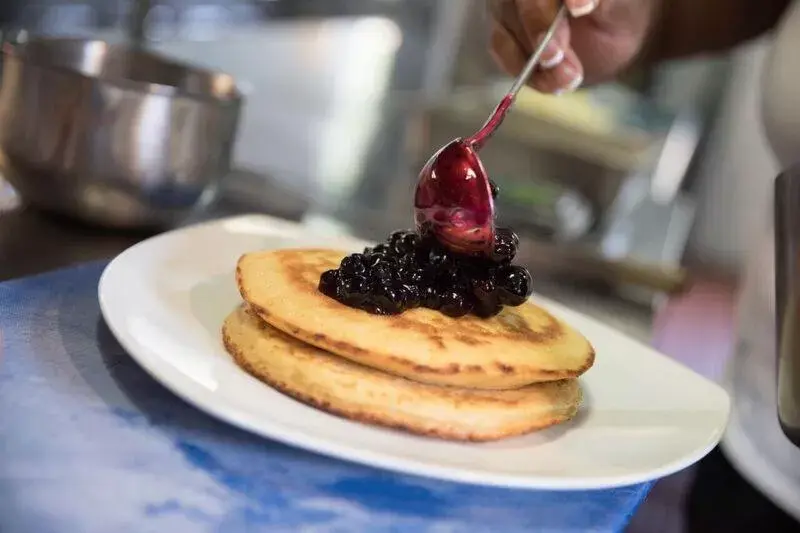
[224,248,595,442]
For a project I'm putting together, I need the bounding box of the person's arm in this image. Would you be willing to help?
[647,0,792,61]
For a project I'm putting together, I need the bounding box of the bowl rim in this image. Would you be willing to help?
[1,37,244,106]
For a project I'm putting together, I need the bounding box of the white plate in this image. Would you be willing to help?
[98,214,730,490]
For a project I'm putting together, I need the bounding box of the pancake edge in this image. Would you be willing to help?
[222,307,582,442]
[236,250,596,390]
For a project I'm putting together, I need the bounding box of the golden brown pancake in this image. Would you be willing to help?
[223,305,582,441]
[236,248,595,390]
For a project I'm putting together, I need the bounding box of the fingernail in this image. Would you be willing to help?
[540,47,564,69]
[536,35,565,70]
[569,0,596,17]
[554,68,584,95]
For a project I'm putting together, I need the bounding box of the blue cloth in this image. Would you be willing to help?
[0,261,652,533]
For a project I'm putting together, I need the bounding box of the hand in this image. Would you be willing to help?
[488,0,657,94]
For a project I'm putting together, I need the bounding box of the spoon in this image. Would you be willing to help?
[414,5,568,256]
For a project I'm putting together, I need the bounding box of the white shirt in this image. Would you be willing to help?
[723,0,800,519]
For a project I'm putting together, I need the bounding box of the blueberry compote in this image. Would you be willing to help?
[318,188,533,319]
[413,139,496,256]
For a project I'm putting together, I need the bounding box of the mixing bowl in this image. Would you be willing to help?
[0,38,243,228]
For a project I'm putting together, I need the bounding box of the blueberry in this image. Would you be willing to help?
[489,179,500,199]
[340,275,369,301]
[497,265,533,305]
[325,224,528,317]
[340,254,366,276]
[388,229,411,244]
[372,243,391,256]
[474,299,503,318]
[405,268,426,285]
[395,266,410,283]
[466,254,493,269]
[388,230,416,253]
[373,285,403,314]
[406,286,422,308]
[319,270,340,297]
[439,290,473,318]
[380,285,402,302]
[405,232,422,246]
[411,247,429,265]
[492,242,515,263]
[372,265,395,283]
[458,259,490,286]
[391,232,420,256]
[428,246,450,267]
[396,254,417,272]
[471,277,497,304]
[394,282,421,308]
[491,228,518,263]
[421,285,440,309]
[436,267,460,288]
[421,264,439,282]
[366,253,395,269]
[500,227,520,248]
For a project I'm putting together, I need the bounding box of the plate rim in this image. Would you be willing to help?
[98,213,731,491]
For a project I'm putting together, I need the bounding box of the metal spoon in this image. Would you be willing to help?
[414,5,568,256]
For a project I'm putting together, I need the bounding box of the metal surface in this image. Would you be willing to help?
[774,165,800,447]
[460,4,565,153]
[0,37,242,229]
[507,6,566,98]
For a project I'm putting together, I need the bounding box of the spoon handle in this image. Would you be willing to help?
[468,5,568,151]
[508,5,568,97]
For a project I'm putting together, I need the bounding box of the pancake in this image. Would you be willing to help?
[222,305,582,441]
[236,248,595,390]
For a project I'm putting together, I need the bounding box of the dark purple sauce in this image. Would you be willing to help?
[413,95,515,257]
[316,94,535,319]
[413,139,495,256]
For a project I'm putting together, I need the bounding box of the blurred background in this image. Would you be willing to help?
[0,0,776,294]
[0,1,791,531]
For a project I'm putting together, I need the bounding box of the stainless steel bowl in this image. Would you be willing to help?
[0,38,243,229]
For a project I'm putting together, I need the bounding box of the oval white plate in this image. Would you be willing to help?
[98,214,730,490]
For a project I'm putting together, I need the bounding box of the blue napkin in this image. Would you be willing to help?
[0,261,651,533]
